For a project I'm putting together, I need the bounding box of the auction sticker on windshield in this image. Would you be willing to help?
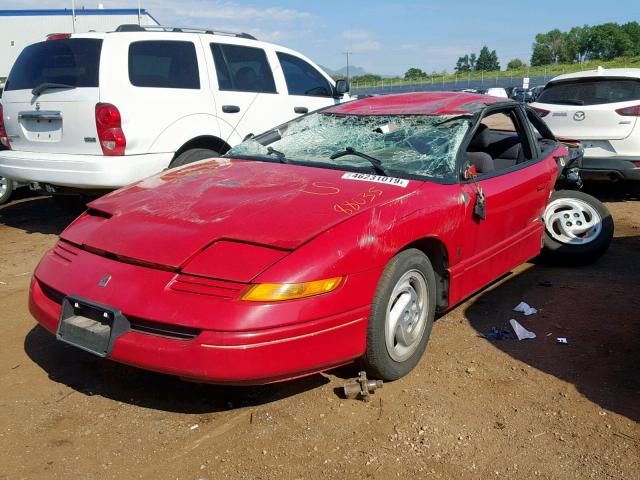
[341,172,409,187]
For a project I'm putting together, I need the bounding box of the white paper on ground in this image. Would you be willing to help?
[557,337,568,344]
[509,319,537,340]
[514,301,537,316]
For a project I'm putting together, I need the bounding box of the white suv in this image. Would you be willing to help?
[532,67,640,181]
[0,25,350,193]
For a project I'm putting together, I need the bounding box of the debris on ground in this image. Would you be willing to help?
[557,337,569,344]
[343,371,383,402]
[480,326,512,340]
[514,301,537,316]
[509,319,537,340]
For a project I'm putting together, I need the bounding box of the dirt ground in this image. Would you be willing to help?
[0,185,638,480]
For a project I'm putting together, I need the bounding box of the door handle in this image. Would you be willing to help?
[222,105,240,113]
[294,106,309,114]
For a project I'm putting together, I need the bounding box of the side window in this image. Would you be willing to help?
[128,41,200,89]
[466,109,533,175]
[210,43,277,93]
[276,52,333,97]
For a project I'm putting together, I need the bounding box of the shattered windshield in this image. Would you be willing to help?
[226,112,472,180]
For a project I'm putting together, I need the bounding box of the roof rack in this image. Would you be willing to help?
[114,24,257,40]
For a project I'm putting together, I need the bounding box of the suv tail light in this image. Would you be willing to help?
[615,105,640,117]
[532,107,550,118]
[95,103,126,156]
[0,105,11,149]
[47,33,72,41]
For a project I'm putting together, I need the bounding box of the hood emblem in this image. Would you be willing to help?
[573,111,585,121]
[98,274,112,287]
[35,102,41,111]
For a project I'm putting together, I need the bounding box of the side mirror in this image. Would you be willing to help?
[463,162,478,180]
[463,161,486,220]
[335,79,350,97]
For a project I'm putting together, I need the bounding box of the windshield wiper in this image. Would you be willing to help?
[266,146,287,163]
[330,147,388,175]
[31,82,77,97]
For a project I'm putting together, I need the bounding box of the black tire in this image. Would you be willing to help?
[542,190,614,265]
[53,195,86,215]
[169,148,220,169]
[360,249,437,381]
[0,177,13,205]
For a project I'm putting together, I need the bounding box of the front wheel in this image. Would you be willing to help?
[542,190,614,265]
[360,249,436,381]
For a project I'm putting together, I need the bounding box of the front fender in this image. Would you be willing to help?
[255,184,462,284]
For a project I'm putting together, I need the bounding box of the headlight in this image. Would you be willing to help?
[241,277,343,302]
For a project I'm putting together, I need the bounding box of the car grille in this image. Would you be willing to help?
[52,241,81,263]
[169,274,247,299]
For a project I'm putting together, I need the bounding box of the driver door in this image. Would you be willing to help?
[455,105,557,299]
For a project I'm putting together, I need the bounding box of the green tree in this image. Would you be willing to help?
[455,54,471,73]
[489,49,500,70]
[475,46,499,71]
[531,42,553,66]
[565,25,591,63]
[469,53,477,70]
[621,21,640,56]
[404,67,427,80]
[350,74,382,84]
[587,23,634,60]
[507,58,525,70]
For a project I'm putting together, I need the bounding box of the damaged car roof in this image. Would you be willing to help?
[326,91,509,116]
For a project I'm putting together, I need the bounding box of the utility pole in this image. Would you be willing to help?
[71,0,76,32]
[342,51,352,83]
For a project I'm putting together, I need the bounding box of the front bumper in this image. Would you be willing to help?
[0,150,173,189]
[579,155,640,181]
[30,277,369,384]
[28,242,377,384]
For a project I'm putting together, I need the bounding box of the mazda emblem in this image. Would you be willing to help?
[573,111,586,121]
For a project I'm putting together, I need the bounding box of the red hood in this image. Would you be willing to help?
[61,158,422,268]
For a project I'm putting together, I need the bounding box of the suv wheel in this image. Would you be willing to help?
[169,148,221,169]
[0,177,14,205]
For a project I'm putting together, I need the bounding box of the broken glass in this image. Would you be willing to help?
[226,112,472,180]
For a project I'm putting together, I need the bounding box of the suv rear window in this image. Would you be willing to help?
[537,78,640,106]
[5,39,102,91]
[129,41,200,89]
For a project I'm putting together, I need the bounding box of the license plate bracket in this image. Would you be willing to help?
[57,295,130,357]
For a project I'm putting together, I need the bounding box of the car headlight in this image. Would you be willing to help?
[241,277,343,302]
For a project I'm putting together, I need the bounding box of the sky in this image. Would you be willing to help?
[2,0,639,75]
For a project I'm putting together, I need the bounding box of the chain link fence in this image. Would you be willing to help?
[351,75,551,96]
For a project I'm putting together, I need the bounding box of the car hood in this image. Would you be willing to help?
[61,158,422,269]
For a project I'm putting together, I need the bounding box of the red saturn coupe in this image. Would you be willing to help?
[29,92,612,385]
